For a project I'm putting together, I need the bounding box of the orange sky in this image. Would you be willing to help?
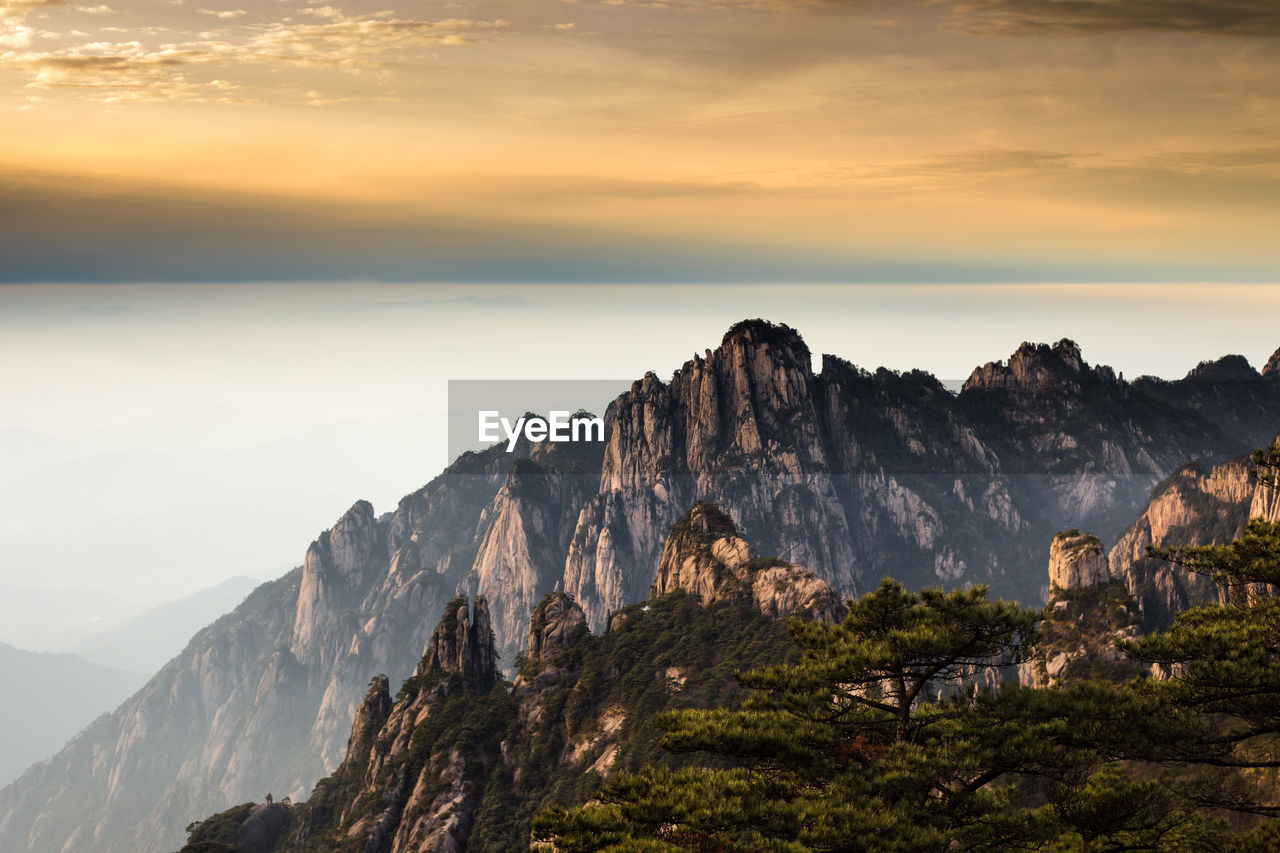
[3,0,1280,280]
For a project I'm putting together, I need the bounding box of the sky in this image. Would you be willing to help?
[1,0,1280,281]
[3,1,1280,648]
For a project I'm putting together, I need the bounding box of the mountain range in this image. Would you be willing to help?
[4,319,1280,853]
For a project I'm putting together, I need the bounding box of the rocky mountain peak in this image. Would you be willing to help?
[416,596,496,690]
[720,318,811,363]
[650,502,844,621]
[962,338,1111,394]
[526,592,588,664]
[1049,530,1110,591]
[328,499,381,579]
[291,499,386,659]
[1184,354,1260,383]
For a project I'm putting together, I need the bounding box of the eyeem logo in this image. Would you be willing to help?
[479,411,605,452]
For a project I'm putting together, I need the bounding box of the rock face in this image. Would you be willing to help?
[338,676,392,776]
[1107,456,1258,629]
[296,597,500,853]
[417,597,496,689]
[650,502,844,622]
[963,339,1104,393]
[1049,532,1109,590]
[526,592,587,664]
[182,547,807,853]
[8,320,1280,853]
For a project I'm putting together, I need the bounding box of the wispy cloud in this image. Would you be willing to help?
[0,0,66,18]
[0,6,511,102]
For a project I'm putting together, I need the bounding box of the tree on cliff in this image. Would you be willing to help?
[533,575,1260,851]
[535,579,1056,851]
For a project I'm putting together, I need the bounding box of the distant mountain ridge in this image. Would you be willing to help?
[72,576,260,674]
[0,643,146,789]
[5,319,1280,853]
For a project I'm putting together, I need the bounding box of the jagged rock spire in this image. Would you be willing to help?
[526,592,588,663]
[417,597,496,690]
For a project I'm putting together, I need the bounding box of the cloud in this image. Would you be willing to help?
[947,0,1280,38]
[1,42,247,102]
[196,8,246,19]
[575,0,1280,38]
[244,14,511,61]
[0,7,511,101]
[0,0,65,18]
[0,18,34,45]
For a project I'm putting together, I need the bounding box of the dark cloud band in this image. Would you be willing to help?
[948,0,1280,38]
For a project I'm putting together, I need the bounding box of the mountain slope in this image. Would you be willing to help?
[176,503,820,853]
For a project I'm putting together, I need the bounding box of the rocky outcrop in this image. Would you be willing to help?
[565,321,857,630]
[1107,458,1255,629]
[292,500,384,660]
[1049,531,1109,590]
[1020,580,1144,688]
[338,598,499,853]
[963,339,1110,394]
[338,676,392,776]
[526,592,587,664]
[649,502,845,623]
[417,597,496,690]
[468,446,601,669]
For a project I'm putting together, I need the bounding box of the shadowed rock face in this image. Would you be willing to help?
[963,339,1100,394]
[339,676,392,776]
[8,319,1280,853]
[526,592,587,664]
[417,597,496,691]
[302,598,501,853]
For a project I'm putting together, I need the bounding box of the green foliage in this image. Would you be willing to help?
[671,501,740,541]
[1038,582,1145,683]
[535,559,1280,851]
[472,592,797,851]
[175,803,255,853]
[536,580,1058,851]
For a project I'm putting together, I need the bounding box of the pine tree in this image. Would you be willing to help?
[534,579,1047,852]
